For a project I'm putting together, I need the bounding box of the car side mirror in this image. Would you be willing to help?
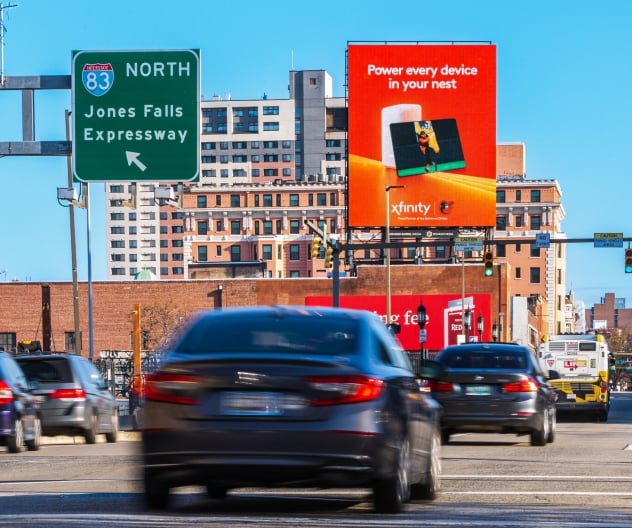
[547,369,560,380]
[386,322,401,335]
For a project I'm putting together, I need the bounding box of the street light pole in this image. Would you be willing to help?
[385,185,404,328]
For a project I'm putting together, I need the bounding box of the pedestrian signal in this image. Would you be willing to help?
[311,237,322,258]
[483,251,494,277]
[625,249,632,274]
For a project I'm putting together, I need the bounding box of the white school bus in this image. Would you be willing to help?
[537,333,610,421]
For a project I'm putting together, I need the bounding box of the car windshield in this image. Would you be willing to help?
[439,348,527,370]
[176,316,359,356]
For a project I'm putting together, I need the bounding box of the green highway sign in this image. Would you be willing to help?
[72,49,200,182]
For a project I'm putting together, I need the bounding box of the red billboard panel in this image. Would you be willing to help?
[347,43,496,228]
[305,293,492,351]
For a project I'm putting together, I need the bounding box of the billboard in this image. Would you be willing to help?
[305,293,492,351]
[347,43,496,228]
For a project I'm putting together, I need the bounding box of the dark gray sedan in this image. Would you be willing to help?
[141,305,442,513]
[423,342,557,446]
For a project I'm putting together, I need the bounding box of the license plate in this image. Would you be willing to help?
[566,393,576,400]
[465,385,491,396]
[221,391,283,416]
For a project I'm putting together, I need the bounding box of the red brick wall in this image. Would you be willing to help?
[0,263,508,356]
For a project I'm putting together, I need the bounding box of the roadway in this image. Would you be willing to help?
[1,393,632,527]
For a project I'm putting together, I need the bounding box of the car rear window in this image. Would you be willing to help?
[17,358,74,383]
[439,349,527,370]
[176,316,359,356]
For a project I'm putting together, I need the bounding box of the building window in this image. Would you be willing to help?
[282,154,292,162]
[110,226,124,234]
[251,141,260,148]
[435,245,446,258]
[515,190,521,201]
[216,220,222,232]
[263,194,273,207]
[111,241,125,248]
[198,245,207,262]
[289,220,300,234]
[530,245,541,257]
[262,244,272,261]
[230,221,241,235]
[230,245,241,262]
[172,253,184,261]
[282,168,292,177]
[515,215,523,227]
[264,141,278,149]
[530,190,541,202]
[496,190,506,203]
[171,225,184,234]
[530,267,541,283]
[171,240,183,247]
[276,194,281,207]
[530,215,541,230]
[329,193,337,206]
[160,267,169,276]
[172,267,184,275]
[111,268,125,276]
[264,155,278,163]
[198,221,208,235]
[317,193,327,206]
[516,243,521,253]
[289,194,299,206]
[197,195,207,208]
[263,122,280,131]
[516,267,521,279]
[496,216,507,230]
[263,169,278,176]
[326,139,341,147]
[263,106,280,115]
[289,244,300,261]
[263,221,273,235]
[496,243,506,258]
[216,245,222,257]
[230,195,240,207]
[276,220,282,234]
[254,195,260,207]
[110,212,124,221]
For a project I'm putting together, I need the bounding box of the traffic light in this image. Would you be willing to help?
[311,236,322,258]
[483,251,494,277]
[625,249,632,273]
[324,244,334,268]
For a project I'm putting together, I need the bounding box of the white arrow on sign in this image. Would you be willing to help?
[126,151,147,172]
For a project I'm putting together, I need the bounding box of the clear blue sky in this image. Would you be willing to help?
[0,0,630,309]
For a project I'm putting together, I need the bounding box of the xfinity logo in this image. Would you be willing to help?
[392,200,432,216]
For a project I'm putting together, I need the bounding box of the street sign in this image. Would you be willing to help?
[72,50,200,182]
[454,236,484,252]
[594,232,623,248]
[534,232,550,249]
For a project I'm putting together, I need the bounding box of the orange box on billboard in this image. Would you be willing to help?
[347,43,497,228]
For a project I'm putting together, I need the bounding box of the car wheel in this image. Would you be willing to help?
[530,407,548,446]
[25,416,41,451]
[411,429,441,500]
[144,469,170,510]
[84,413,98,444]
[7,417,24,453]
[546,407,556,443]
[105,410,119,443]
[373,435,411,513]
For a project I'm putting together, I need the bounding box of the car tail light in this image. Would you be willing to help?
[429,380,456,392]
[0,381,13,405]
[306,375,384,406]
[49,388,86,400]
[144,373,201,405]
[502,377,539,393]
